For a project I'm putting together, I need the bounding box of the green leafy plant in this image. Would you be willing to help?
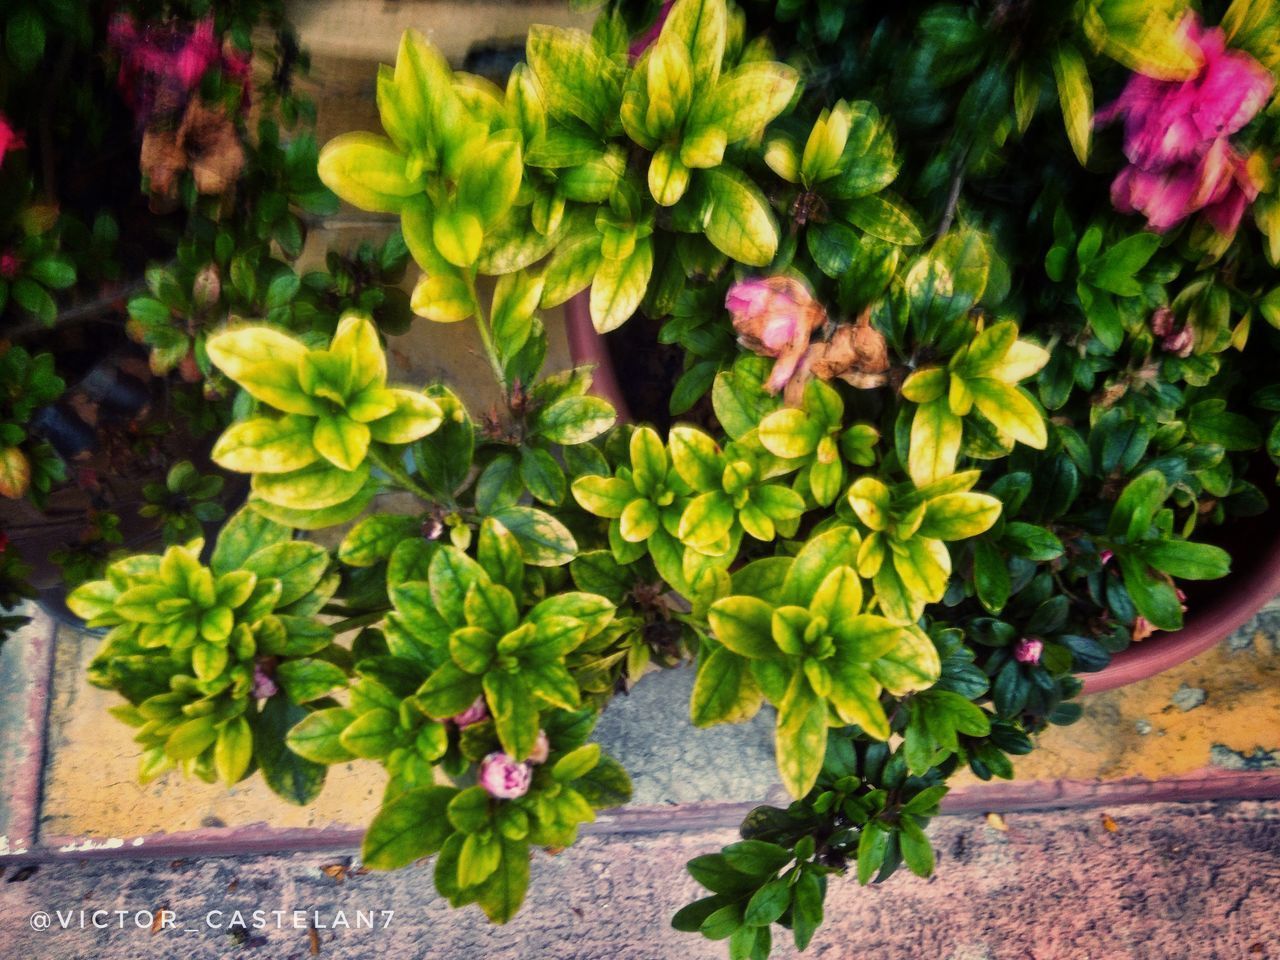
[67,0,1280,955]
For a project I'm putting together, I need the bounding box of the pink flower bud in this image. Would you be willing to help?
[528,730,550,765]
[1149,306,1176,337]
[450,696,488,728]
[1161,325,1195,357]
[1099,549,1114,566]
[1014,637,1044,665]
[252,658,279,699]
[479,752,532,800]
[0,251,19,280]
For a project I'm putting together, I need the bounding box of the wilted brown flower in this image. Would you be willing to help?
[140,99,244,204]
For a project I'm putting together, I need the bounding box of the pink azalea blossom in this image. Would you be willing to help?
[450,696,489,728]
[108,15,223,124]
[1096,14,1273,235]
[1013,637,1044,665]
[0,115,24,170]
[725,276,828,394]
[479,752,532,800]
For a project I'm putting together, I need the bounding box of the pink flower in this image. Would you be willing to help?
[629,1,674,58]
[0,251,20,280]
[450,696,488,728]
[252,658,279,699]
[725,276,828,394]
[479,752,532,800]
[1013,637,1044,665]
[528,730,550,765]
[0,115,24,170]
[1099,549,1114,566]
[108,15,224,125]
[1097,15,1274,236]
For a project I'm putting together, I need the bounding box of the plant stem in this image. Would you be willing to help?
[464,272,508,393]
[328,610,388,634]
[368,445,436,503]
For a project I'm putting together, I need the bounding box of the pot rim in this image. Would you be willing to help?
[562,291,1280,694]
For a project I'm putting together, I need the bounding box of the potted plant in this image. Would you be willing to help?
[65,0,1280,956]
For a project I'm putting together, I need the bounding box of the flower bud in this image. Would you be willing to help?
[1013,637,1044,665]
[450,696,488,728]
[479,751,532,800]
[528,730,550,765]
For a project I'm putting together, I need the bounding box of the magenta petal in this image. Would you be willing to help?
[725,280,771,317]
[1129,166,1198,232]
[1192,49,1275,141]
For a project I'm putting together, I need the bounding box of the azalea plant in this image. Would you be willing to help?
[64,0,1280,956]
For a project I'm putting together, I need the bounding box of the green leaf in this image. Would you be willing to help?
[898,816,935,877]
[844,194,922,245]
[704,167,779,267]
[1052,42,1092,166]
[692,61,799,144]
[213,415,319,474]
[277,659,348,704]
[365,390,443,446]
[339,708,401,758]
[967,379,1047,449]
[707,597,777,659]
[214,716,254,785]
[255,697,326,805]
[362,786,458,869]
[665,0,727,91]
[552,743,601,781]
[775,671,826,798]
[758,409,822,459]
[908,397,962,487]
[484,671,539,759]
[317,133,422,214]
[1134,540,1230,581]
[339,514,419,567]
[526,25,620,132]
[743,878,791,927]
[781,526,862,605]
[206,326,319,416]
[243,541,329,606]
[285,707,357,764]
[917,492,1002,541]
[535,396,616,445]
[1107,469,1167,541]
[490,506,578,566]
[207,507,289,577]
[458,140,523,226]
[591,239,654,334]
[691,646,764,726]
[475,837,531,923]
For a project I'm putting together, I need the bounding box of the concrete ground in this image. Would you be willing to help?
[0,801,1276,959]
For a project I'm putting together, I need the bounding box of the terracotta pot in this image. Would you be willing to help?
[563,292,1280,694]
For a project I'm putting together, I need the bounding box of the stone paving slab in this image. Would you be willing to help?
[0,799,1276,960]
